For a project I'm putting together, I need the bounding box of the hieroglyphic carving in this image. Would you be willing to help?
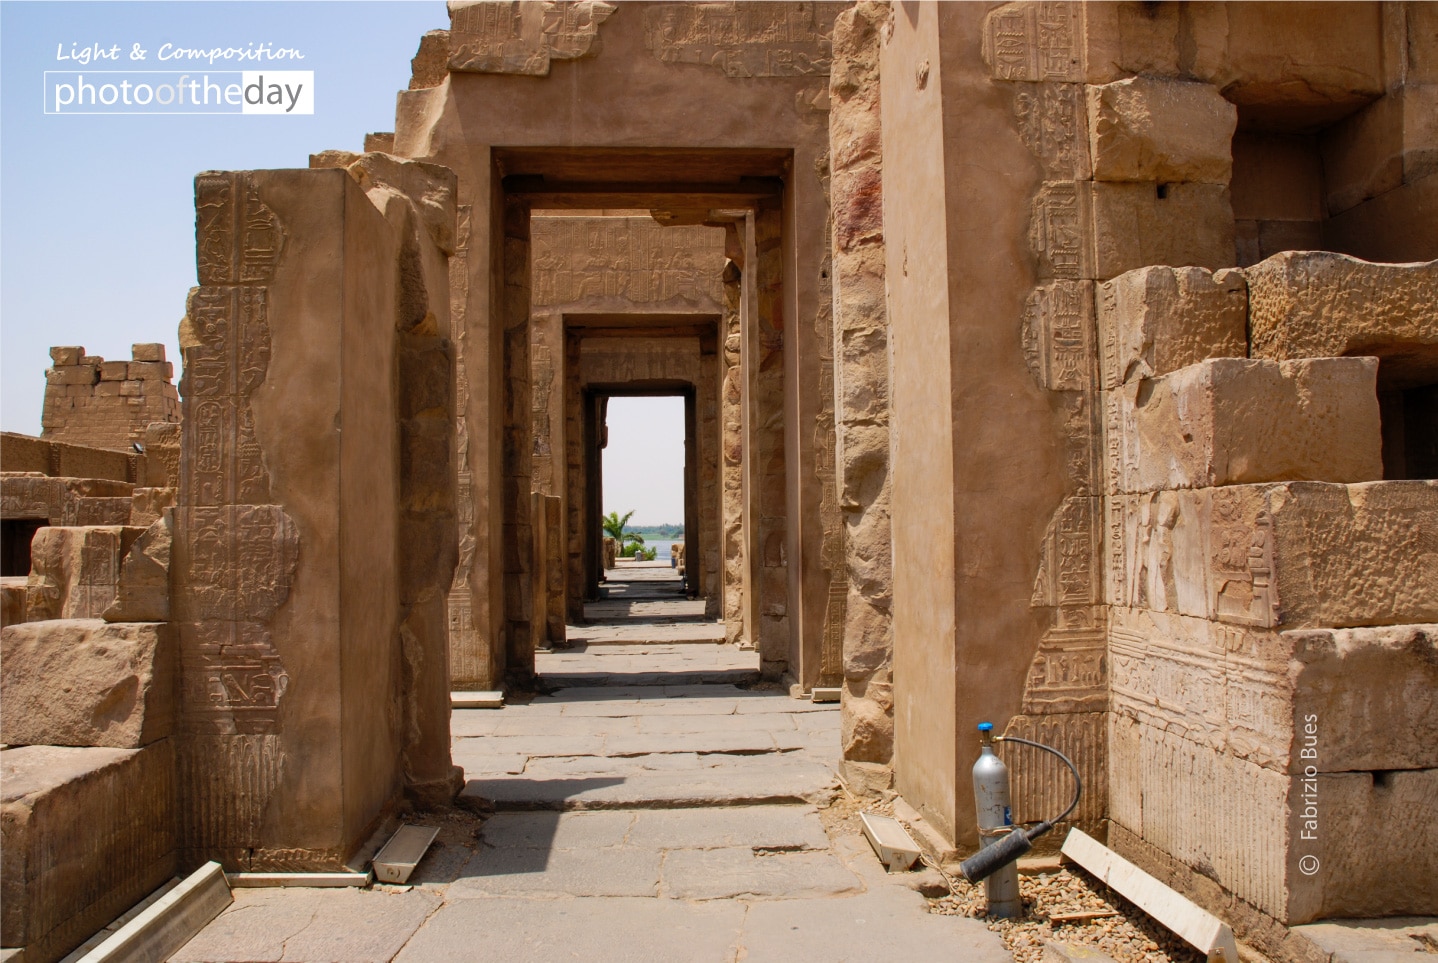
[1208,488,1278,628]
[449,1,616,76]
[195,173,283,286]
[1021,280,1095,392]
[1061,392,1100,497]
[1012,82,1090,179]
[531,217,724,308]
[1030,182,1091,280]
[643,2,841,78]
[179,172,295,865]
[1031,496,1100,607]
[178,734,284,863]
[983,2,1082,83]
[183,287,272,506]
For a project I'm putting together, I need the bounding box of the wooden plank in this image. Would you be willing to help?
[1061,829,1239,963]
[76,862,230,963]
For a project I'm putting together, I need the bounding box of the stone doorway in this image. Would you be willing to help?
[449,146,836,693]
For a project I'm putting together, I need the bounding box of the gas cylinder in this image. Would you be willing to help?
[972,722,1022,918]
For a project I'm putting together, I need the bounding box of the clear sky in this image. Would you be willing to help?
[1,1,448,435]
[604,395,686,528]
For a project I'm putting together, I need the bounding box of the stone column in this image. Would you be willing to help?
[831,0,895,794]
[175,169,408,869]
[501,196,534,683]
[720,256,747,647]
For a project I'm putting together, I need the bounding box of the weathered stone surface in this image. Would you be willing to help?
[1245,252,1438,375]
[0,578,25,629]
[1109,481,1438,630]
[1097,266,1247,389]
[448,0,615,76]
[1090,182,1236,280]
[1112,357,1382,493]
[170,887,442,963]
[1,743,175,961]
[1086,77,1236,184]
[1287,623,1438,773]
[128,486,175,527]
[662,848,860,900]
[103,515,171,622]
[1,619,174,748]
[345,152,459,255]
[25,525,143,621]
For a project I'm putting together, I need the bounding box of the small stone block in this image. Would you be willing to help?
[130,343,165,363]
[98,362,129,382]
[372,825,439,884]
[79,355,103,366]
[50,346,85,366]
[126,362,172,382]
[810,687,841,703]
[452,691,504,709]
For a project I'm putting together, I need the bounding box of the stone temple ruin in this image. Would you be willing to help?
[2,2,1436,961]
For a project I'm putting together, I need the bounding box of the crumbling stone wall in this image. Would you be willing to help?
[41,344,179,452]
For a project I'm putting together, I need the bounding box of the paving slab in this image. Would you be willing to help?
[532,752,708,775]
[462,757,836,810]
[394,897,745,963]
[736,893,1011,963]
[662,848,863,900]
[479,811,634,850]
[447,750,526,774]
[627,806,831,851]
[1295,917,1438,962]
[636,713,795,734]
[448,845,661,898]
[170,887,441,963]
[604,731,784,756]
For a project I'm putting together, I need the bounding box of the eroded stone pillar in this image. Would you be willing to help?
[831,0,894,794]
[501,196,534,683]
[175,169,418,869]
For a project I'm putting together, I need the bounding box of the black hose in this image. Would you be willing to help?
[996,734,1083,828]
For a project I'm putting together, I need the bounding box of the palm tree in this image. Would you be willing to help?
[602,510,645,555]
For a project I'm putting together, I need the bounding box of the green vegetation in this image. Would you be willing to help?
[602,513,679,562]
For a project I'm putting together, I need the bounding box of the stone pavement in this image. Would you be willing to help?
[171,646,1011,962]
[570,563,726,646]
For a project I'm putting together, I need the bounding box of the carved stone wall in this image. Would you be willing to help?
[174,166,454,869]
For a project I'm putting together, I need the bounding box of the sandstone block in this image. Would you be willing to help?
[25,525,143,621]
[126,361,173,381]
[1112,357,1382,492]
[1288,624,1438,773]
[98,361,129,382]
[1086,77,1236,184]
[1,579,26,629]
[48,365,98,386]
[79,355,102,366]
[103,516,171,622]
[1245,252,1438,372]
[1109,481,1438,630]
[129,486,175,527]
[1097,265,1247,388]
[1091,182,1236,280]
[49,346,84,366]
[130,343,165,363]
[364,131,396,153]
[1,619,175,748]
[346,151,459,256]
[0,743,176,960]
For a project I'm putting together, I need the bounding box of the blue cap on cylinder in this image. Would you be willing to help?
[977,722,993,732]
